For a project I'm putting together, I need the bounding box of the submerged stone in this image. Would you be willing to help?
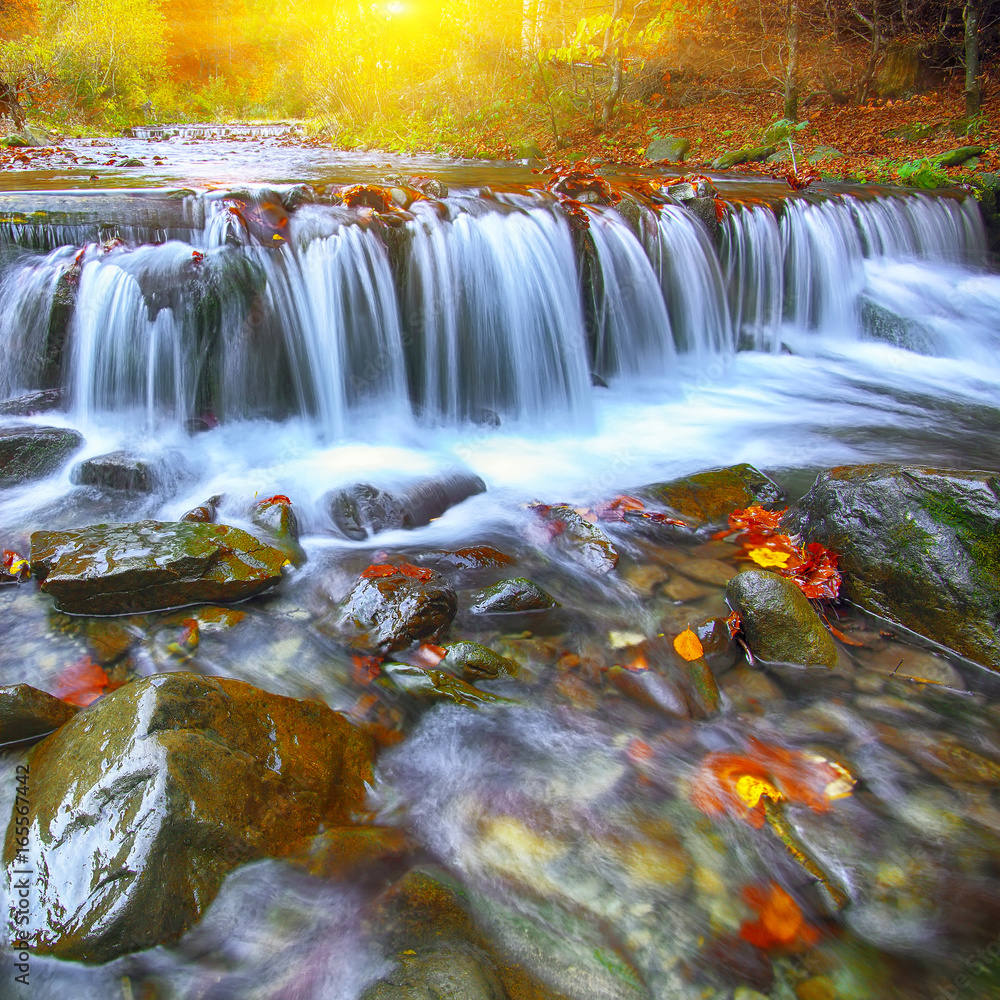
[726,569,838,668]
[381,662,511,707]
[441,641,519,680]
[468,577,557,614]
[339,566,457,652]
[790,464,1000,671]
[0,684,78,743]
[1,672,374,963]
[29,520,289,615]
[535,505,618,574]
[0,425,83,486]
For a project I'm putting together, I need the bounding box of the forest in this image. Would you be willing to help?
[0,1,995,157]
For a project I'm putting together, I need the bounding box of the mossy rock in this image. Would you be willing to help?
[469,577,557,615]
[442,641,519,680]
[789,464,1000,671]
[636,463,782,537]
[0,425,83,486]
[712,146,776,170]
[1,672,374,962]
[934,146,984,168]
[29,520,289,615]
[726,569,838,668]
[645,136,690,164]
[883,123,940,141]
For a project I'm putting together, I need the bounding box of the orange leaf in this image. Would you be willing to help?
[673,629,704,661]
[361,564,398,579]
[399,563,434,581]
[740,882,820,951]
[53,657,118,707]
[256,494,291,508]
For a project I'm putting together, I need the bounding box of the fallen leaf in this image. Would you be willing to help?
[673,628,705,661]
[747,547,792,568]
[740,882,820,951]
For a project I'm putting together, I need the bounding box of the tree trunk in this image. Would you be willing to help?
[965,0,981,117]
[783,0,799,120]
[600,0,624,124]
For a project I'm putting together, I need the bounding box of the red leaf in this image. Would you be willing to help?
[53,657,120,707]
[361,564,398,579]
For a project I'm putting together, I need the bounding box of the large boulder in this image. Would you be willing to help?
[338,565,457,652]
[0,425,83,486]
[726,569,838,668]
[790,464,1000,670]
[1,672,374,962]
[29,520,289,615]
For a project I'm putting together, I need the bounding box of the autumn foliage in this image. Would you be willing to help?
[689,737,855,828]
[717,505,841,601]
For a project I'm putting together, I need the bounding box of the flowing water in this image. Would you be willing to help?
[2,144,1000,999]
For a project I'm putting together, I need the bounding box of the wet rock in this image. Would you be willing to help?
[726,569,838,668]
[249,496,306,567]
[339,566,457,652]
[419,546,515,572]
[442,641,519,680]
[608,665,691,717]
[636,463,782,537]
[327,473,486,540]
[0,388,66,416]
[299,825,412,881]
[180,495,220,523]
[663,575,709,602]
[621,562,668,596]
[534,505,618,574]
[0,425,84,486]
[469,577,557,614]
[590,371,609,388]
[789,464,1000,671]
[695,616,740,670]
[1,672,374,962]
[29,520,289,615]
[382,662,512,707]
[0,684,78,743]
[645,136,690,163]
[70,451,155,493]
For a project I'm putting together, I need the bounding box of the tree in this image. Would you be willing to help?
[41,0,166,103]
[965,0,981,114]
[783,0,799,118]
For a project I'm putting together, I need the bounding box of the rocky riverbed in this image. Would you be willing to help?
[2,432,1000,1000]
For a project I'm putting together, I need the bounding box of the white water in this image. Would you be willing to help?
[0,186,998,544]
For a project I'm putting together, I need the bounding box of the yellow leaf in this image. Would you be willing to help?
[673,628,704,661]
[748,548,792,568]
[735,773,783,809]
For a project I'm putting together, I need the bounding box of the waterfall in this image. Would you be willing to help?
[720,203,784,351]
[644,203,733,356]
[0,245,77,397]
[0,184,992,433]
[404,199,592,423]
